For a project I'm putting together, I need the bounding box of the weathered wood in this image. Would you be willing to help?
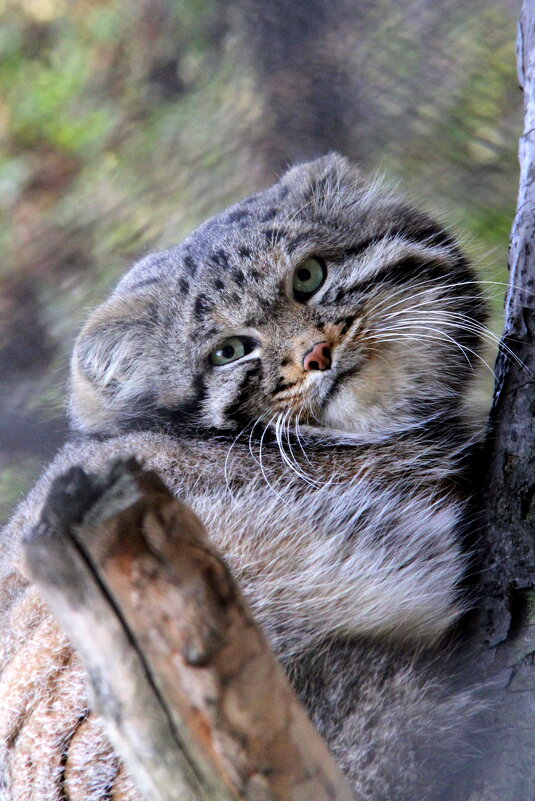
[469,3,535,799]
[24,458,356,801]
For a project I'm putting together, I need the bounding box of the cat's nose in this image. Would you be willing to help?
[303,341,332,371]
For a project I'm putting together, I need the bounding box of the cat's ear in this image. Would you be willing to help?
[280,152,359,207]
[70,281,160,435]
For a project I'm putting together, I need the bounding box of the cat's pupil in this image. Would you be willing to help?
[298,268,311,281]
[222,345,235,359]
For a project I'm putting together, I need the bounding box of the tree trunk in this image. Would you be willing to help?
[468,3,535,799]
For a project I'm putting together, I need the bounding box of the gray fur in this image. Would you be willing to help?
[0,155,489,800]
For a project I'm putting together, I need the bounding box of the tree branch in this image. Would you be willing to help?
[23,458,356,801]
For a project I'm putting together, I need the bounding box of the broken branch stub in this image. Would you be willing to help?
[24,457,356,801]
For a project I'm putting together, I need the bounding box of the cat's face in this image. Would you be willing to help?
[71,154,488,440]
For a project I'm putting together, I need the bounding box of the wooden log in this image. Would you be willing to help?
[23,457,356,801]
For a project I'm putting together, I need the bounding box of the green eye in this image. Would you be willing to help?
[293,257,326,301]
[210,336,255,366]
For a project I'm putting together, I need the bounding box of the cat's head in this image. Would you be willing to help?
[70,154,488,441]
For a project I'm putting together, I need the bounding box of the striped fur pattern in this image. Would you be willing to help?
[0,155,489,800]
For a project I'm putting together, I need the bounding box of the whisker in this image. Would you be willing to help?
[257,413,288,501]
[224,420,255,501]
[380,310,530,375]
[371,326,498,378]
[282,410,325,489]
[295,411,314,466]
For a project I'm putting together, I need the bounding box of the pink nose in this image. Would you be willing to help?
[303,341,332,371]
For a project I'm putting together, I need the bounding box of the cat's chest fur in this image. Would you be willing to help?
[19,427,464,663]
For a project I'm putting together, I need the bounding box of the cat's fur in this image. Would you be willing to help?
[0,154,488,800]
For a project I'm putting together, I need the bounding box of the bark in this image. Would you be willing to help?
[468,3,535,799]
[23,458,356,801]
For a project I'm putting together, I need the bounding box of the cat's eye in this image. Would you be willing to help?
[210,336,256,366]
[293,257,326,301]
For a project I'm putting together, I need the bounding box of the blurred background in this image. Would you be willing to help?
[0,0,521,525]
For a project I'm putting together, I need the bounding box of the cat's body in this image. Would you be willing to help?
[0,155,488,800]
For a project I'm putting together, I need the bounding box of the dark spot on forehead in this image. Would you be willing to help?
[238,246,252,258]
[232,268,245,286]
[250,268,261,281]
[194,294,212,320]
[262,208,277,222]
[287,232,311,253]
[178,277,189,295]
[183,254,197,275]
[210,249,231,270]
[129,276,161,291]
[280,357,290,366]
[262,227,288,244]
[213,278,225,291]
[259,295,273,312]
[227,208,250,223]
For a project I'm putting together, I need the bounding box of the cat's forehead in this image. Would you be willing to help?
[123,188,330,322]
[179,185,325,273]
[118,163,411,338]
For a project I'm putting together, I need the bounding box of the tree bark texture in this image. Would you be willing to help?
[23,458,356,801]
[469,3,535,799]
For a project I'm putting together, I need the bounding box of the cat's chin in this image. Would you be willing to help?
[315,373,411,442]
[319,376,385,434]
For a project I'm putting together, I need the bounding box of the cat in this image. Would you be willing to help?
[0,154,489,800]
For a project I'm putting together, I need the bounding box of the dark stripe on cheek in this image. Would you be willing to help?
[346,237,379,258]
[222,363,262,426]
[334,314,356,335]
[272,377,298,395]
[154,373,207,430]
[403,221,456,250]
[326,258,453,304]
